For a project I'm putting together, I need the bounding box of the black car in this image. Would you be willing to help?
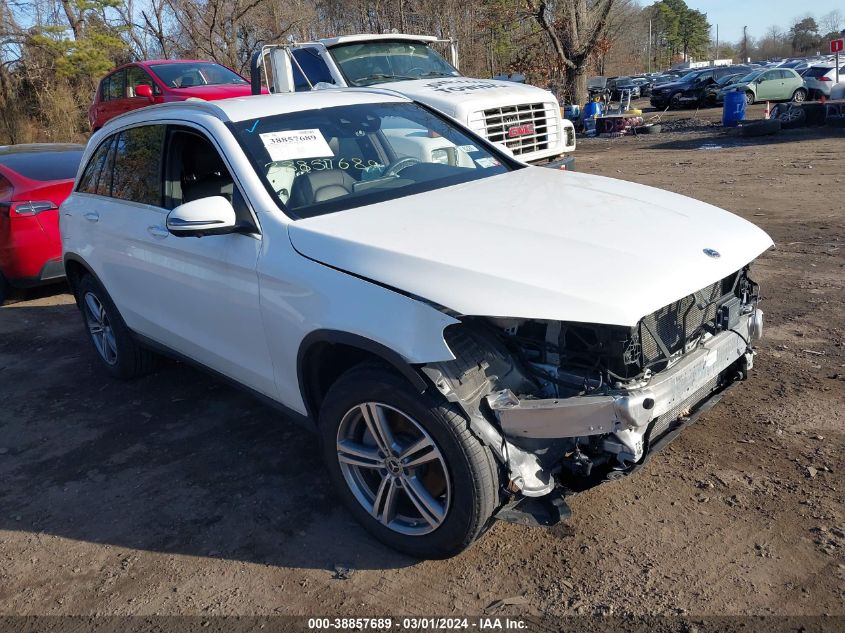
[650,66,751,109]
[607,76,640,100]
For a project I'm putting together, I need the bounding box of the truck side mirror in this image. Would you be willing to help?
[268,48,296,94]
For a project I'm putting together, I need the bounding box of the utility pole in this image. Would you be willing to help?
[648,19,652,73]
[715,24,719,61]
[742,25,748,62]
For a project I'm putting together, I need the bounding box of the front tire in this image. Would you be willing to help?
[318,364,500,559]
[792,88,807,103]
[745,91,755,105]
[77,274,156,379]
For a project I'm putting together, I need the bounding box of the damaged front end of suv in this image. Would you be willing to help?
[422,266,764,526]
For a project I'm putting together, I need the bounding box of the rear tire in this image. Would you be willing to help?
[0,273,7,305]
[745,91,755,105]
[318,364,500,559]
[669,92,683,109]
[792,88,807,103]
[76,274,156,379]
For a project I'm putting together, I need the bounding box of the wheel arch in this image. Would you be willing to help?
[63,253,101,305]
[297,329,429,421]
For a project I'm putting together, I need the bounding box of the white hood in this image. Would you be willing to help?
[380,77,558,117]
[288,168,773,326]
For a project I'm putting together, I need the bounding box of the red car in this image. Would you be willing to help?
[88,60,261,130]
[0,144,84,302]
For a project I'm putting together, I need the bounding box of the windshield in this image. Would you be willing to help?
[149,62,247,88]
[734,71,760,84]
[230,101,512,218]
[716,73,741,86]
[328,40,459,86]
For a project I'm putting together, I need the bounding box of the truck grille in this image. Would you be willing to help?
[480,103,557,156]
[638,274,737,371]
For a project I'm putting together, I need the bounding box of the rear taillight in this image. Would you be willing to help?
[820,77,832,81]
[9,201,57,216]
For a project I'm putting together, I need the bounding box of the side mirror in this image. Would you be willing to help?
[166,196,237,237]
[135,84,154,101]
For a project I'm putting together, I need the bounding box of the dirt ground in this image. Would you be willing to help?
[1,101,844,625]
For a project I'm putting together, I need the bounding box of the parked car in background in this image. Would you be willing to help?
[0,144,83,302]
[719,68,806,105]
[803,65,845,99]
[631,76,654,97]
[62,90,772,558]
[650,66,750,109]
[88,60,260,130]
[704,72,747,105]
[607,76,640,100]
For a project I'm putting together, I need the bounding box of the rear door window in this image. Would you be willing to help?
[104,70,126,100]
[111,126,165,205]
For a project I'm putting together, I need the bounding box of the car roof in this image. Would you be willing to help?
[320,33,439,47]
[103,89,411,127]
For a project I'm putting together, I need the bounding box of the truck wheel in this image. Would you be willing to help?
[792,88,807,103]
[745,91,755,105]
[318,364,500,559]
[77,274,156,379]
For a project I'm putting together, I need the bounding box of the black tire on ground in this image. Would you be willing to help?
[669,92,683,109]
[76,274,156,379]
[0,273,7,305]
[745,91,755,106]
[739,119,782,137]
[778,106,807,129]
[635,124,662,134]
[792,88,807,103]
[318,364,500,559]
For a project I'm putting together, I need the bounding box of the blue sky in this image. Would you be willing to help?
[684,0,844,43]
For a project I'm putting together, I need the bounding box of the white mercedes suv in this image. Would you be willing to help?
[61,90,773,558]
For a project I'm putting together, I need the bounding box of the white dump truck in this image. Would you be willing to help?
[250,34,576,168]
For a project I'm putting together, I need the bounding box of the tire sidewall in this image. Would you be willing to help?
[745,91,755,105]
[318,366,497,559]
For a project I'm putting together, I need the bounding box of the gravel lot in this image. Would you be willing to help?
[1,102,843,624]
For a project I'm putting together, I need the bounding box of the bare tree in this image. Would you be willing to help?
[524,0,616,103]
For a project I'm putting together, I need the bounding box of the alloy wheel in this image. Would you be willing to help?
[336,402,451,536]
[83,291,118,365]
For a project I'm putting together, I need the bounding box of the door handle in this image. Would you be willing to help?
[147,225,169,239]
[84,212,99,223]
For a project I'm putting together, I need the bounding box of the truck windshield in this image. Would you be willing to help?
[230,101,512,219]
[328,41,459,86]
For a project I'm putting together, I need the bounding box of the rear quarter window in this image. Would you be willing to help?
[77,138,115,195]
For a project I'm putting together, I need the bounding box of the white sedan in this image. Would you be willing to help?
[61,89,772,558]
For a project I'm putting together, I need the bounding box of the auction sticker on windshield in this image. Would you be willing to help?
[260,129,334,161]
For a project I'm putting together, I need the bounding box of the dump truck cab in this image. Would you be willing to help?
[252,34,576,167]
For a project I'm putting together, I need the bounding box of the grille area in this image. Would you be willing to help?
[639,278,731,371]
[481,103,555,156]
[648,376,720,441]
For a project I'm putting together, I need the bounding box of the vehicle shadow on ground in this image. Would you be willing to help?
[645,127,845,151]
[0,301,416,572]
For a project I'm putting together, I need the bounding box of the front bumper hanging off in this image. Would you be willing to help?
[486,308,762,451]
